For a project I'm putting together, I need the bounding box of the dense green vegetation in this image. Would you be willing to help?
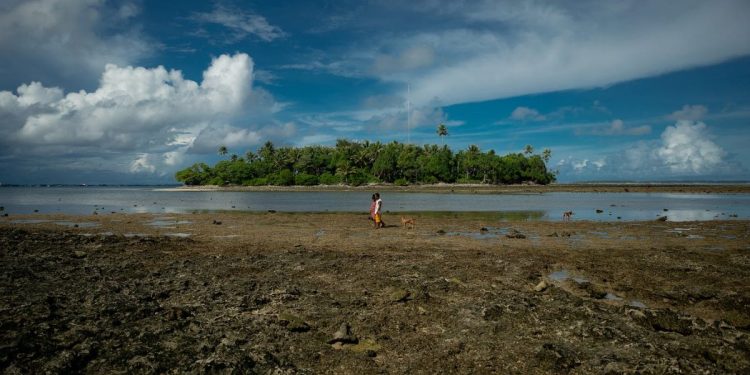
[175,140,556,186]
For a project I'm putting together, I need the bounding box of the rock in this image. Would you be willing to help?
[536,343,580,371]
[212,220,222,225]
[480,227,489,232]
[596,209,604,213]
[483,304,505,321]
[72,251,87,259]
[348,338,381,356]
[268,210,277,213]
[656,216,668,222]
[328,323,358,345]
[389,288,411,303]
[636,309,694,335]
[278,313,310,332]
[505,229,526,239]
[534,280,548,292]
[436,229,446,235]
[577,282,607,299]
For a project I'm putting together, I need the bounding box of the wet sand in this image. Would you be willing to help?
[1,212,749,373]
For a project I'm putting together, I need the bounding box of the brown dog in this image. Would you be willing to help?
[401,216,416,229]
[562,211,573,221]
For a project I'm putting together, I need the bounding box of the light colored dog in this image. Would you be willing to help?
[401,216,416,229]
[562,211,573,221]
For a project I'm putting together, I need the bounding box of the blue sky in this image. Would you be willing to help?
[1,0,749,184]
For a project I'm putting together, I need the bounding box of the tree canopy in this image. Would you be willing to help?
[175,140,556,186]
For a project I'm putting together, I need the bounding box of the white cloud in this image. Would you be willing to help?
[557,121,729,180]
[190,125,263,154]
[510,106,545,121]
[372,45,435,74]
[0,0,151,89]
[384,1,750,106]
[668,104,708,121]
[589,119,651,136]
[657,121,725,173]
[0,53,287,178]
[130,153,156,174]
[191,5,286,42]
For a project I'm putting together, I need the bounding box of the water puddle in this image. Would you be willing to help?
[588,231,610,239]
[666,227,694,234]
[315,229,326,238]
[80,231,115,237]
[146,219,192,228]
[10,219,50,224]
[165,233,191,238]
[446,231,498,240]
[548,270,588,283]
[686,234,704,239]
[704,246,726,252]
[628,300,647,309]
[54,221,100,228]
[604,292,622,301]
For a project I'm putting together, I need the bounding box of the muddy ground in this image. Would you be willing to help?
[1,212,749,374]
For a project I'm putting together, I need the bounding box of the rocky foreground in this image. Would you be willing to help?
[1,213,749,374]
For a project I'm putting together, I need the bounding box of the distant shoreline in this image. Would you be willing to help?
[158,183,750,194]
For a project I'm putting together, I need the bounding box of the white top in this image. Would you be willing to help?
[375,198,382,214]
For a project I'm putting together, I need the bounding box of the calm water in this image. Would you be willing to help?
[1,186,749,222]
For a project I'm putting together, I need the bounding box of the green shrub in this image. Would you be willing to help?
[347,172,372,187]
[269,169,294,186]
[394,178,409,186]
[421,175,438,184]
[319,172,340,185]
[295,173,319,186]
[243,178,268,186]
[208,176,226,186]
[456,177,481,184]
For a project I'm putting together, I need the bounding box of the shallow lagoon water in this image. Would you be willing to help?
[1,187,749,222]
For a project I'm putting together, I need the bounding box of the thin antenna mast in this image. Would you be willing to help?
[407,84,411,144]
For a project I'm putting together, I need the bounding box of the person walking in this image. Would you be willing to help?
[369,194,378,228]
[374,192,385,229]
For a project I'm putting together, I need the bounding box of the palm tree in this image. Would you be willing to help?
[542,148,552,164]
[436,123,448,145]
[524,144,534,155]
[218,145,228,157]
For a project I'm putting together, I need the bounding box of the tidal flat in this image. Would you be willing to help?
[1,212,749,373]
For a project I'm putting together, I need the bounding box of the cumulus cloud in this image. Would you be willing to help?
[0,0,151,89]
[391,1,750,106]
[557,120,728,180]
[657,121,725,173]
[510,106,545,121]
[668,104,708,121]
[0,53,288,181]
[191,4,286,42]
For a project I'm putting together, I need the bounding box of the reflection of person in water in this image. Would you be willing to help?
[374,192,384,229]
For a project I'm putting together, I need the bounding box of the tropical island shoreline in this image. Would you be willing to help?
[160,182,750,194]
